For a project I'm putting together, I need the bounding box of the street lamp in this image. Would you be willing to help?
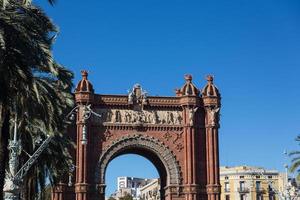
[68,164,76,187]
[3,104,102,200]
[67,104,101,145]
[254,150,300,200]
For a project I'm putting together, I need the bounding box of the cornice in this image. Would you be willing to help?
[93,94,186,108]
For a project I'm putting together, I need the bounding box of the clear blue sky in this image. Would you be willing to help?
[37,0,300,195]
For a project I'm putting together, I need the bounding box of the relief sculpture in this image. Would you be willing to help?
[95,109,182,125]
[206,107,220,126]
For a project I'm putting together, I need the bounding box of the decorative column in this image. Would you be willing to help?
[52,183,68,200]
[202,75,221,200]
[74,70,94,200]
[176,75,201,200]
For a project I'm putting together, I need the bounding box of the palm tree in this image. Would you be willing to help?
[17,65,75,200]
[289,135,300,181]
[0,1,75,199]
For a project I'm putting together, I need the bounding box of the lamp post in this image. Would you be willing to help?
[281,150,300,200]
[3,114,21,200]
[67,104,101,145]
[255,151,300,200]
[3,104,101,200]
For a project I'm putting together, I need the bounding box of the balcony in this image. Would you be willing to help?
[256,188,265,193]
[268,188,275,194]
[224,188,230,193]
[238,187,249,193]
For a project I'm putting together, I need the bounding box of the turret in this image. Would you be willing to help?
[75,70,94,104]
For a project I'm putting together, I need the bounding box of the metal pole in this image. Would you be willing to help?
[3,114,21,200]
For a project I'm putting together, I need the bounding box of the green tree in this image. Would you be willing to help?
[108,197,117,200]
[0,1,74,199]
[289,135,300,181]
[120,193,134,200]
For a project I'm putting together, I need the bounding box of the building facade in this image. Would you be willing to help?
[111,177,155,200]
[220,166,280,200]
[139,179,160,200]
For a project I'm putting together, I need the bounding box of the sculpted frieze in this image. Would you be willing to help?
[94,109,183,125]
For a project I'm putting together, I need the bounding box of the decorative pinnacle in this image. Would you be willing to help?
[184,74,193,82]
[81,70,88,79]
[206,75,214,83]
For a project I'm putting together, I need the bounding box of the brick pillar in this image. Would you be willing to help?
[176,74,201,200]
[74,70,95,200]
[182,103,199,200]
[52,183,67,200]
[204,114,220,200]
[202,75,221,200]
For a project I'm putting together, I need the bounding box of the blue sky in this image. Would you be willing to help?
[36,0,300,195]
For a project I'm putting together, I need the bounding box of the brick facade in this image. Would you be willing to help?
[52,72,221,200]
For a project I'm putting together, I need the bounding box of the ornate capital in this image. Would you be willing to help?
[187,106,198,126]
[182,185,201,194]
[205,106,220,128]
[75,183,90,193]
[53,183,68,193]
[206,184,221,194]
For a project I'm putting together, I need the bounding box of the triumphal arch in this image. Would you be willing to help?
[52,71,221,200]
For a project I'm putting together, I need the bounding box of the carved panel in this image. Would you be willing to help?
[93,109,183,125]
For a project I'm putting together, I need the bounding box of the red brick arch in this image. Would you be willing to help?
[95,134,182,185]
[52,72,222,200]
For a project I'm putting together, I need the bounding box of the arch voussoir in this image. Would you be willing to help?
[95,134,182,186]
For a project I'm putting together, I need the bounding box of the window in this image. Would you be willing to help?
[240,181,245,190]
[240,194,246,200]
[240,176,245,179]
[225,182,230,192]
[256,181,261,190]
[256,194,263,200]
[225,195,230,200]
[268,183,273,192]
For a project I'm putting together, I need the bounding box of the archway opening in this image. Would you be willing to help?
[104,148,168,200]
[96,134,182,200]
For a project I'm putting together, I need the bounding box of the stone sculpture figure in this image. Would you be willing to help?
[116,110,122,122]
[121,110,126,123]
[131,111,138,123]
[188,107,198,126]
[207,107,220,126]
[127,83,148,105]
[124,111,131,123]
[128,92,134,104]
[164,111,170,124]
[152,111,158,124]
[174,111,182,125]
[106,110,112,122]
[168,112,174,124]
[111,110,116,123]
